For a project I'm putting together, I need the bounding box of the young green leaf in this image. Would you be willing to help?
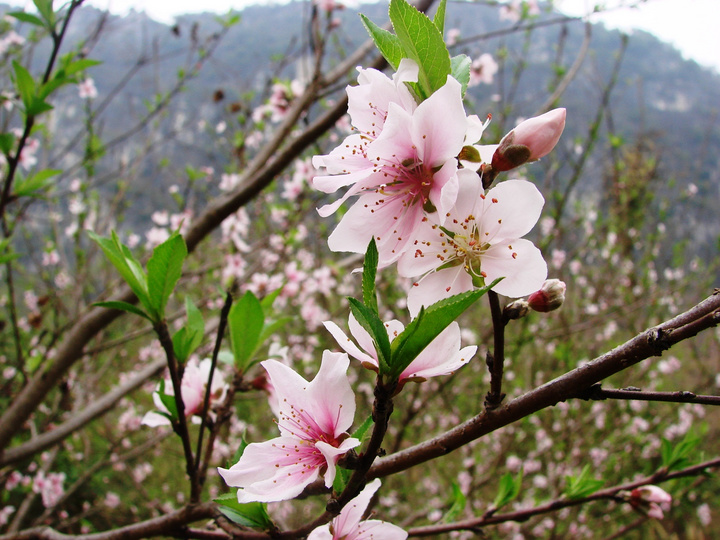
[213,494,273,529]
[388,0,451,100]
[360,14,403,70]
[361,239,379,314]
[12,168,61,198]
[88,230,151,312]
[93,300,152,322]
[33,0,56,29]
[348,297,392,374]
[351,415,374,444]
[388,280,499,378]
[564,465,604,499]
[7,11,45,27]
[451,54,471,97]
[172,297,205,362]
[146,232,187,320]
[228,291,265,371]
[493,469,523,510]
[12,61,36,111]
[0,133,15,156]
[433,0,447,35]
[442,481,466,523]
[660,430,701,472]
[156,380,179,422]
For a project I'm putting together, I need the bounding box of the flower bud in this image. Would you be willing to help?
[628,485,672,520]
[504,299,530,320]
[527,279,566,313]
[490,108,566,173]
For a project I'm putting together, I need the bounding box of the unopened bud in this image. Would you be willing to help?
[527,279,566,313]
[504,299,530,320]
[628,485,672,520]
[491,108,566,173]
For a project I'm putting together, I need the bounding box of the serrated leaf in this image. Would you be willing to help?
[661,430,701,472]
[146,232,187,320]
[388,280,498,378]
[7,11,45,26]
[451,54,471,97]
[88,230,151,311]
[157,379,179,422]
[361,239,379,313]
[348,297,392,373]
[228,291,265,371]
[213,496,272,529]
[64,58,102,76]
[388,0,451,100]
[360,14,403,70]
[442,481,466,523]
[33,0,55,28]
[26,98,53,116]
[172,297,204,362]
[352,415,374,443]
[93,301,152,321]
[493,469,523,510]
[332,465,352,495]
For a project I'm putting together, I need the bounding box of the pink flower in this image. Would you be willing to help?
[490,108,566,174]
[142,358,228,427]
[629,485,672,519]
[307,479,407,540]
[469,54,498,87]
[323,315,476,384]
[78,78,98,100]
[314,73,470,266]
[399,175,547,314]
[218,352,360,503]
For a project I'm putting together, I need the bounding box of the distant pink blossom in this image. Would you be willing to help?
[32,471,65,508]
[469,54,498,87]
[218,352,360,502]
[398,176,547,314]
[307,479,407,540]
[78,78,98,100]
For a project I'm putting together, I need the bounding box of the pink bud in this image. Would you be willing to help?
[491,108,566,172]
[629,485,672,520]
[527,279,566,313]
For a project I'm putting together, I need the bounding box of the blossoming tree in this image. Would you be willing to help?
[0,0,719,538]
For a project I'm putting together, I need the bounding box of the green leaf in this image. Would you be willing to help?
[7,11,45,26]
[564,465,604,500]
[442,481,466,523]
[87,230,151,312]
[213,494,273,529]
[388,281,498,378]
[257,316,292,356]
[660,430,701,472]
[0,133,15,156]
[13,61,36,110]
[228,291,265,371]
[433,0,447,35]
[360,14,403,70]
[157,379,179,422]
[63,58,102,77]
[13,168,61,197]
[493,469,523,510]
[33,0,55,29]
[348,297,392,374]
[351,415,374,444]
[332,465,352,495]
[451,54,471,97]
[93,301,152,321]
[172,297,205,362]
[388,0,451,99]
[146,232,187,320]
[361,239,379,314]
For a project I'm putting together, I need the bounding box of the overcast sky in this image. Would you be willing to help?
[5,0,719,73]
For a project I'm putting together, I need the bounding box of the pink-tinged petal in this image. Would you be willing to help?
[479,180,544,241]
[218,437,322,503]
[306,526,333,540]
[305,351,356,437]
[141,411,170,427]
[367,103,415,162]
[323,320,377,368]
[356,520,408,539]
[428,159,459,219]
[316,437,360,488]
[647,504,665,520]
[407,265,474,317]
[400,322,476,381]
[482,238,547,298]
[412,76,466,166]
[334,478,382,535]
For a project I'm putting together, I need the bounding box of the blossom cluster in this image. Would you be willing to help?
[313,59,566,312]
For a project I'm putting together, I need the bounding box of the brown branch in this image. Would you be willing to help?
[578,384,720,406]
